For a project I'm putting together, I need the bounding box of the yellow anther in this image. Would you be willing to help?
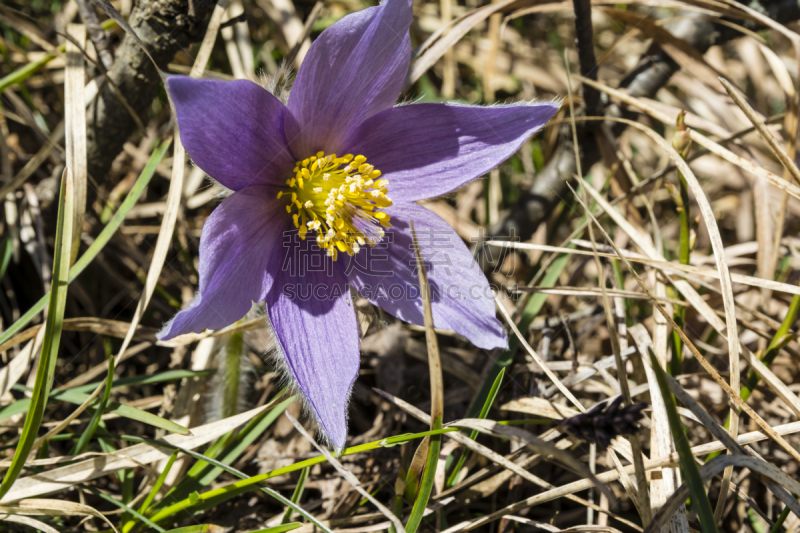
[278,152,391,260]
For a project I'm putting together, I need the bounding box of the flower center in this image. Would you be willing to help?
[277,151,392,260]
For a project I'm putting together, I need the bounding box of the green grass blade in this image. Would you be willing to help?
[72,354,115,454]
[53,389,188,434]
[81,483,166,533]
[0,369,212,422]
[121,451,179,533]
[769,506,791,533]
[162,527,216,533]
[405,417,442,532]
[0,370,214,421]
[446,367,504,487]
[0,19,117,94]
[146,427,458,527]
[120,436,332,532]
[0,236,11,280]
[141,451,178,515]
[649,350,718,533]
[0,138,171,348]
[249,525,301,533]
[160,395,293,507]
[466,250,572,419]
[0,169,73,500]
[282,467,309,525]
[708,293,800,463]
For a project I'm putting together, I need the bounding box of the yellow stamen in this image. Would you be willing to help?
[278,152,392,259]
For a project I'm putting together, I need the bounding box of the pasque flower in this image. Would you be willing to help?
[158,0,559,449]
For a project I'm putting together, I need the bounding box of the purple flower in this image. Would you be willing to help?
[157,0,559,450]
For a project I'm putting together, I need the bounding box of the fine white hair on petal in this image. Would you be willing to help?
[156,289,203,339]
[257,63,294,105]
[262,309,354,454]
[204,309,260,423]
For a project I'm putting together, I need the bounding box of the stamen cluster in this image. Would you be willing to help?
[278,152,392,260]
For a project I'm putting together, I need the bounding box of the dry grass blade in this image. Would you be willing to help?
[0,514,60,533]
[587,125,743,468]
[716,0,800,45]
[0,499,119,533]
[576,76,800,202]
[565,52,651,523]
[486,241,800,296]
[647,456,800,533]
[581,116,743,518]
[571,176,800,466]
[737,345,800,419]
[495,301,584,410]
[0,316,267,354]
[499,397,576,419]
[405,0,532,87]
[285,1,323,67]
[463,418,800,527]
[0,122,65,199]
[374,390,641,532]
[449,418,615,504]
[286,413,406,533]
[512,286,684,302]
[64,23,86,266]
[57,0,229,446]
[410,221,443,424]
[405,221,444,533]
[600,9,725,92]
[627,326,687,532]
[719,77,800,186]
[0,403,270,502]
[0,326,44,397]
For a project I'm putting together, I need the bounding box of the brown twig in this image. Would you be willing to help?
[571,0,601,119]
[77,0,114,70]
[85,0,214,190]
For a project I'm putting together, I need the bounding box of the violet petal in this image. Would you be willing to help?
[284,0,412,158]
[157,186,287,339]
[266,237,359,450]
[343,202,506,350]
[344,101,560,202]
[167,76,295,191]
